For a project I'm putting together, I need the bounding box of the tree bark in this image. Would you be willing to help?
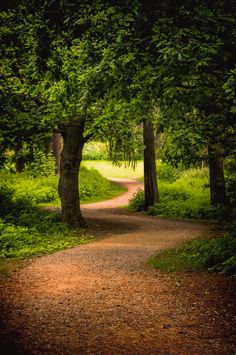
[59,118,86,227]
[15,137,25,173]
[208,145,227,206]
[53,132,63,175]
[143,120,159,209]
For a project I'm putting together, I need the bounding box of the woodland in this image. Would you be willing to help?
[0,1,236,353]
[0,0,236,276]
[0,0,236,273]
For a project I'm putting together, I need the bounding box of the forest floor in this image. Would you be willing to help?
[0,179,235,354]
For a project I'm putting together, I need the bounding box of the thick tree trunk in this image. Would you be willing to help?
[53,132,63,175]
[15,137,25,173]
[208,145,227,206]
[59,118,86,227]
[143,120,159,209]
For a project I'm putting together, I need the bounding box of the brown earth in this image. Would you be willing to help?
[0,179,235,355]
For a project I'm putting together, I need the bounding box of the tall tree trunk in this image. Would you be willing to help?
[208,145,227,205]
[59,118,86,227]
[53,132,63,175]
[15,137,25,173]
[143,120,159,209]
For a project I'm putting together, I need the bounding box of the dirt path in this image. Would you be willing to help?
[0,180,235,354]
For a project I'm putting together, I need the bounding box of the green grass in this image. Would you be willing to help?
[128,167,231,220]
[0,166,125,208]
[0,211,95,260]
[0,165,125,264]
[128,162,236,277]
[0,184,95,261]
[79,167,126,203]
[82,160,144,179]
[148,229,236,276]
[129,166,234,221]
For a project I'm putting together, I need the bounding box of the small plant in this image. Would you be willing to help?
[128,189,145,211]
[25,151,55,177]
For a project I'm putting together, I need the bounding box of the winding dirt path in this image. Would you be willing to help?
[0,180,235,354]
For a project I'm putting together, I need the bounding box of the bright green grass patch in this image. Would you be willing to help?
[149,169,211,219]
[0,166,125,207]
[148,229,236,276]
[79,167,126,203]
[82,160,144,179]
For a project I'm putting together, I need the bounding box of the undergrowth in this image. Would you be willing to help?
[0,212,94,260]
[0,165,123,261]
[149,227,236,276]
[0,183,94,260]
[129,163,236,276]
[0,166,125,206]
[129,167,233,221]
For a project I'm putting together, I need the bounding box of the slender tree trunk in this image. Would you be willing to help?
[44,137,51,159]
[208,145,227,205]
[15,137,25,173]
[143,120,159,209]
[53,132,63,175]
[59,118,86,227]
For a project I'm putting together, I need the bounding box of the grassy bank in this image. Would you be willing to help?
[148,228,236,276]
[0,166,125,207]
[128,166,232,221]
[0,166,124,262]
[128,162,236,276]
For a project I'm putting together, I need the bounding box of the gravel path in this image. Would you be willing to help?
[0,179,235,354]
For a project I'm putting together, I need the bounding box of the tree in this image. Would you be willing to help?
[52,132,63,175]
[59,118,87,226]
[0,6,54,171]
[152,0,236,205]
[143,120,159,209]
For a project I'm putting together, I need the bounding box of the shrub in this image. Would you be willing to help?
[225,156,236,206]
[149,228,236,276]
[128,189,145,211]
[25,151,55,177]
[156,162,183,182]
[128,167,214,219]
[0,166,124,208]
